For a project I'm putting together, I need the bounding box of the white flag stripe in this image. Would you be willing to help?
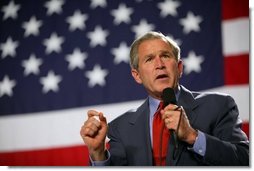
[0,85,249,152]
[0,100,143,152]
[222,17,249,56]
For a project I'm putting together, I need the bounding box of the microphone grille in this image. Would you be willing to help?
[162,88,177,106]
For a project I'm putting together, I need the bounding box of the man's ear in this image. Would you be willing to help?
[178,59,183,78]
[131,68,142,84]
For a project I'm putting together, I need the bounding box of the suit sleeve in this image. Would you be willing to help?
[202,95,249,165]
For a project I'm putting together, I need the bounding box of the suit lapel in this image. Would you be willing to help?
[127,86,199,166]
[178,86,198,121]
[128,99,153,166]
[167,85,199,165]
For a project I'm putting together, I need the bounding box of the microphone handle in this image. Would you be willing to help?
[170,130,178,149]
[163,103,179,148]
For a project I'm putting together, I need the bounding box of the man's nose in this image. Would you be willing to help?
[155,56,165,69]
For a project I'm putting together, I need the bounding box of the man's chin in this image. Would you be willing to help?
[158,85,173,92]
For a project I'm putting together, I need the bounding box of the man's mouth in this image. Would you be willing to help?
[156,74,169,80]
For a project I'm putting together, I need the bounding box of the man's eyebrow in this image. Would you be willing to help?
[143,51,172,58]
[159,50,171,54]
[159,50,174,56]
[142,54,154,62]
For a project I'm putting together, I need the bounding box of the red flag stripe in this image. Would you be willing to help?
[242,122,249,138]
[0,145,89,166]
[224,54,249,85]
[222,0,249,20]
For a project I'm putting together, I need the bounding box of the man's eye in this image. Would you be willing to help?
[162,54,170,58]
[145,57,152,62]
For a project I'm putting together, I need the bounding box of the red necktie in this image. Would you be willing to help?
[152,102,170,166]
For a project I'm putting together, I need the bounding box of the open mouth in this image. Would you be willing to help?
[156,74,168,80]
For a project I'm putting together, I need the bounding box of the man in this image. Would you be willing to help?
[80,31,249,166]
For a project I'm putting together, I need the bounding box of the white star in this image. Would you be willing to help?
[183,51,204,75]
[179,11,203,34]
[43,32,65,54]
[157,0,181,17]
[111,42,130,64]
[40,70,62,93]
[66,48,87,70]
[0,75,16,97]
[90,0,107,9]
[66,10,88,31]
[1,0,21,20]
[85,65,109,87]
[87,26,109,47]
[21,54,43,76]
[111,3,133,25]
[22,16,43,37]
[131,19,155,38]
[44,0,65,16]
[0,37,19,59]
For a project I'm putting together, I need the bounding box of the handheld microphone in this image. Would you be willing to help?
[162,87,179,148]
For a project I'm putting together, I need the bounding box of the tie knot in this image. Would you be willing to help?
[154,102,164,117]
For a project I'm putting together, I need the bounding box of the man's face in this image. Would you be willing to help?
[131,39,183,99]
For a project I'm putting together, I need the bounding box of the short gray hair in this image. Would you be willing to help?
[129,31,181,69]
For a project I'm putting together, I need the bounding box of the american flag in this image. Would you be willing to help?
[0,0,249,166]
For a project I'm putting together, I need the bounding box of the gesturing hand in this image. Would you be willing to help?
[80,110,108,161]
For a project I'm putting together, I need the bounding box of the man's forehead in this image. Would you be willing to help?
[138,39,173,55]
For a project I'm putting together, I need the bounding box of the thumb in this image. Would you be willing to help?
[98,112,107,126]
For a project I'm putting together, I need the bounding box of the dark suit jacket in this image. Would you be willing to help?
[107,85,249,166]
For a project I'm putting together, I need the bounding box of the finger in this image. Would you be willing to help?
[174,106,181,111]
[163,104,179,111]
[84,117,100,128]
[162,110,181,128]
[164,118,178,131]
[161,110,175,120]
[162,106,180,120]
[164,118,171,125]
[87,121,101,132]
[164,118,174,130]
[87,110,100,118]
[86,118,102,131]
[83,125,99,137]
[98,112,107,123]
[80,125,94,139]
[93,115,100,122]
[80,125,85,137]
